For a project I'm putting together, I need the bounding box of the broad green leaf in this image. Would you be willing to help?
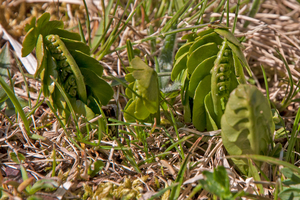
[22,28,37,57]
[72,50,103,77]
[125,82,135,98]
[50,28,81,41]
[204,92,218,131]
[70,98,95,120]
[171,52,188,81]
[124,57,159,121]
[221,84,274,174]
[61,38,90,55]
[279,188,300,200]
[125,73,135,83]
[135,98,150,119]
[36,13,50,30]
[123,99,136,121]
[130,57,159,104]
[189,55,216,97]
[80,68,113,106]
[131,57,155,89]
[0,43,10,101]
[227,41,251,76]
[175,42,192,60]
[192,75,211,131]
[281,168,300,183]
[24,17,36,32]
[187,42,219,74]
[40,21,64,36]
[214,28,244,50]
[196,28,214,37]
[35,34,46,78]
[189,32,223,53]
[0,43,10,78]
[41,51,57,97]
[181,32,197,42]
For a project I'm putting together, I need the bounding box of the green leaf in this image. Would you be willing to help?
[187,42,219,74]
[88,160,105,177]
[279,188,300,200]
[192,75,211,131]
[197,28,214,37]
[204,92,219,131]
[36,13,50,30]
[24,16,36,32]
[35,34,46,78]
[50,28,81,41]
[221,84,274,174]
[72,50,103,77]
[171,52,188,81]
[181,32,197,42]
[0,43,11,103]
[0,76,30,135]
[0,43,11,78]
[39,20,63,35]
[41,51,57,97]
[135,97,150,119]
[281,168,300,184]
[70,98,95,120]
[131,57,159,104]
[61,38,90,55]
[124,57,159,121]
[80,68,113,106]
[227,41,251,76]
[189,32,223,53]
[214,28,244,50]
[188,55,216,97]
[22,28,37,57]
[123,99,136,121]
[29,179,58,195]
[175,42,192,60]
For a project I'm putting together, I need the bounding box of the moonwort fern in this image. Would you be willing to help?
[171,24,250,131]
[221,84,274,175]
[22,13,113,122]
[124,57,159,122]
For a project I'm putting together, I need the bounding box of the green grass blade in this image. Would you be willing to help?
[82,0,91,46]
[161,0,191,33]
[286,105,300,162]
[261,65,270,106]
[276,49,294,110]
[243,0,261,28]
[227,154,300,174]
[0,76,31,135]
[49,76,80,134]
[77,19,87,44]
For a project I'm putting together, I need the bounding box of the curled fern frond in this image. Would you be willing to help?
[172,25,248,131]
[22,13,113,121]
